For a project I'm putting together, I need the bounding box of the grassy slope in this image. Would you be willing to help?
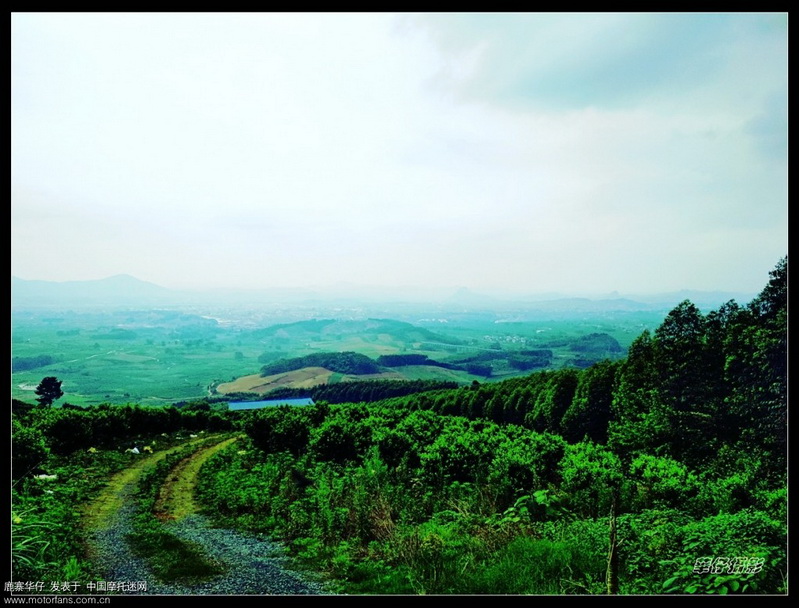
[216,367,407,395]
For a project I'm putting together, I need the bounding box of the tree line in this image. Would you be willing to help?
[266,379,460,405]
[260,351,382,376]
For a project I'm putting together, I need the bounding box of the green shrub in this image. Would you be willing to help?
[629,453,700,510]
[12,419,49,479]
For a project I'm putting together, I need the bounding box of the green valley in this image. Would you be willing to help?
[9,259,787,596]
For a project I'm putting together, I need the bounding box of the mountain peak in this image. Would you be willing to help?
[12,274,172,309]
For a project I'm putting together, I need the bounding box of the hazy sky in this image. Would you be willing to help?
[11,12,787,295]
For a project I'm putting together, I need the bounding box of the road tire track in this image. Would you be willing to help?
[82,436,330,595]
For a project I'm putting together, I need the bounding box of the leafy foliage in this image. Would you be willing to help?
[266,378,459,404]
[12,418,49,479]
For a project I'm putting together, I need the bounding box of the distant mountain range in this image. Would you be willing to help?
[10,274,757,312]
[11,274,178,308]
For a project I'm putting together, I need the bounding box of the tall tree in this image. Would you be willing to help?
[35,376,63,408]
[561,360,618,443]
[607,331,667,457]
[528,370,579,433]
[725,257,787,472]
[653,300,720,463]
[704,300,743,444]
[654,300,708,411]
[749,256,787,322]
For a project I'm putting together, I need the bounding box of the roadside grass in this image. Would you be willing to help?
[10,432,231,588]
[11,508,55,577]
[11,449,139,585]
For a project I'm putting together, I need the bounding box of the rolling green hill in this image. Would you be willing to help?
[250,318,464,346]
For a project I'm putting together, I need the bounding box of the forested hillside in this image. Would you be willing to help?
[196,258,788,594]
[259,352,383,376]
[11,258,787,595]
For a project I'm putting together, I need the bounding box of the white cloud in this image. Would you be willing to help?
[12,12,787,295]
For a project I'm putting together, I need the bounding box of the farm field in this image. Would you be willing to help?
[11,305,663,407]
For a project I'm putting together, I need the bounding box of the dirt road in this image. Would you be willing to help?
[82,435,329,595]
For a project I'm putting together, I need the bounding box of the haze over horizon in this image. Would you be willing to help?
[10,272,763,307]
[12,13,787,297]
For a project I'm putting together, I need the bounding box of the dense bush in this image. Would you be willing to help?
[15,403,236,455]
[12,418,49,479]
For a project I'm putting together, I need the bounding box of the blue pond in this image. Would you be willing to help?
[226,397,315,411]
